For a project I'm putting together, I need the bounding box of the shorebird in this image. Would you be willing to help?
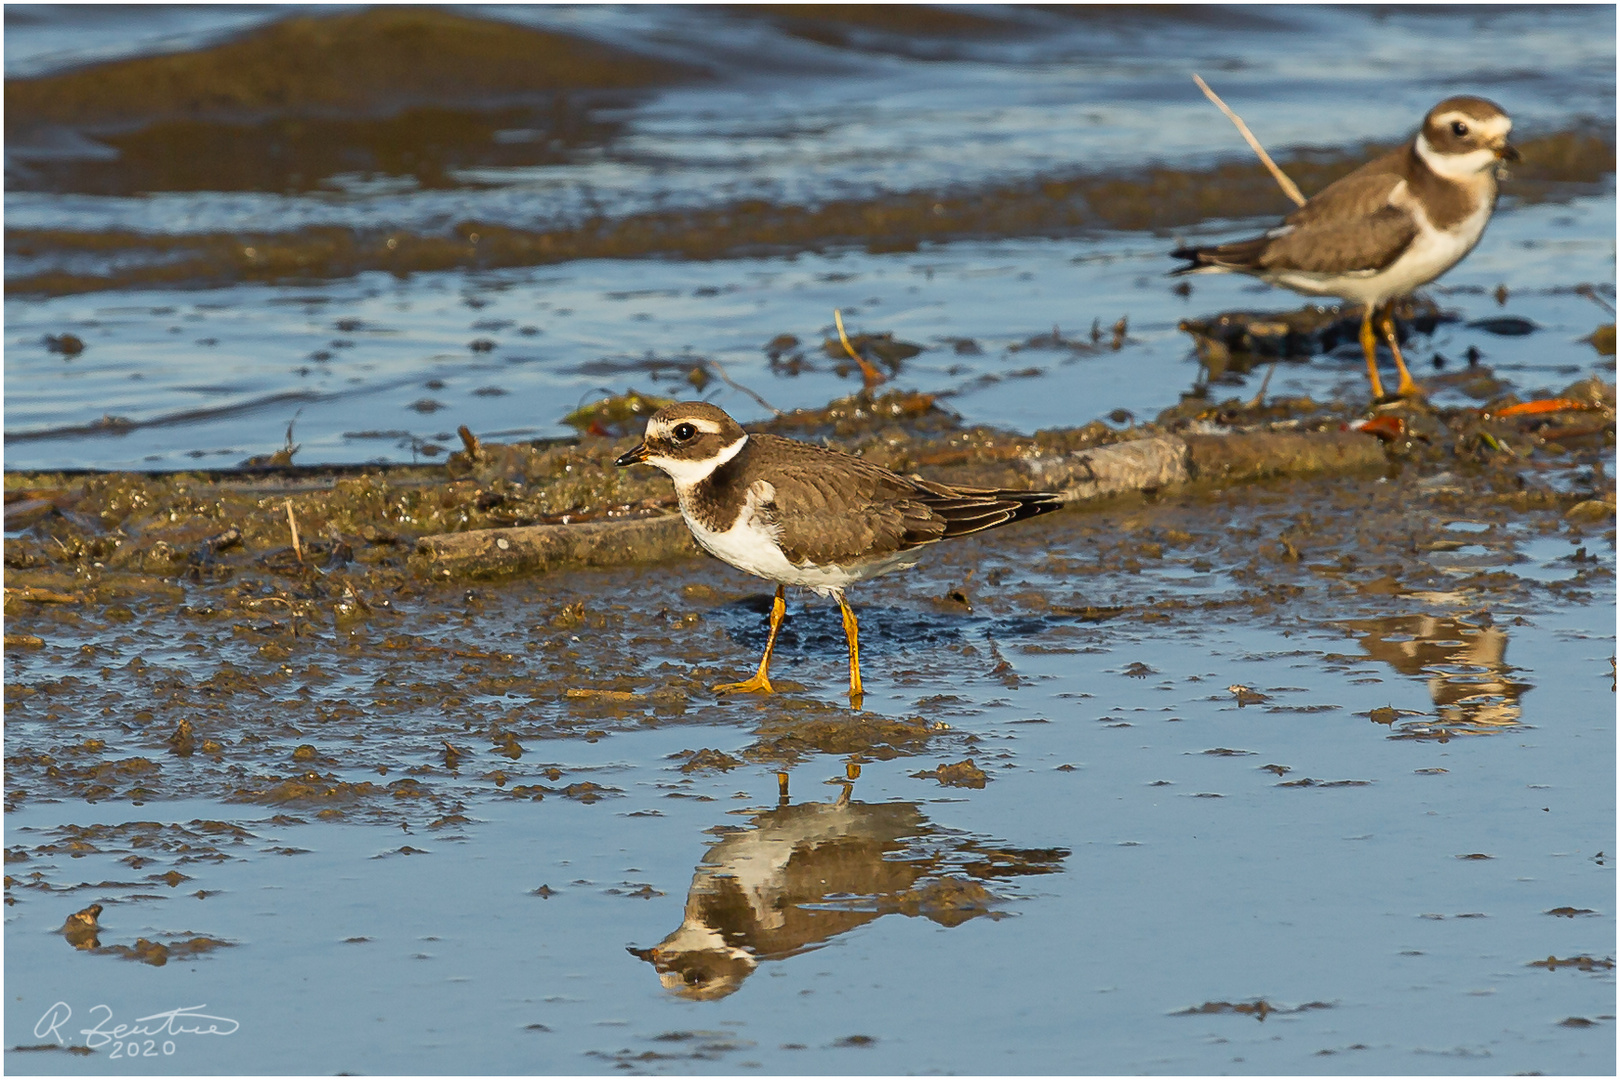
[1171,96,1518,399]
[615,402,1062,703]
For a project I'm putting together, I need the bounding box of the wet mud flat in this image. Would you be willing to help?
[4,391,1615,1074]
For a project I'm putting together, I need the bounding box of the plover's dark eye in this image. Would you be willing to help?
[672,422,697,442]
[1450,120,1469,137]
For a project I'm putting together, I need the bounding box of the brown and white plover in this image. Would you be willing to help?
[1172,96,1518,399]
[615,402,1062,703]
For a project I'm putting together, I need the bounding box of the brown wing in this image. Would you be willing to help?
[746,435,1060,566]
[1173,145,1419,276]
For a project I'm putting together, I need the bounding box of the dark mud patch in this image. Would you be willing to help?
[911,759,990,788]
[6,7,700,139]
[674,749,743,774]
[1532,955,1616,972]
[100,934,234,966]
[1173,999,1335,1021]
[745,704,946,763]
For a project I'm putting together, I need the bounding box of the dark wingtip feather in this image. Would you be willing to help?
[1168,246,1205,277]
[910,485,1063,543]
[1005,491,1064,523]
[1169,235,1270,275]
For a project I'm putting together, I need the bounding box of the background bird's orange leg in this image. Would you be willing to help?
[714,585,785,695]
[835,590,865,704]
[1359,304,1387,400]
[1376,303,1421,397]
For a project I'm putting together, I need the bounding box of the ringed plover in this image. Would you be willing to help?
[616,402,1062,703]
[1172,96,1518,399]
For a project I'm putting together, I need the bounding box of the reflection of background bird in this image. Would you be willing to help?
[1172,97,1517,400]
[629,783,1066,1000]
[1346,614,1532,731]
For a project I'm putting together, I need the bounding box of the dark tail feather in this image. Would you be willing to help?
[1169,235,1269,276]
[926,488,1063,540]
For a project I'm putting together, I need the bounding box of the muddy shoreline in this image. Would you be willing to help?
[10,129,1612,298]
[5,381,1613,815]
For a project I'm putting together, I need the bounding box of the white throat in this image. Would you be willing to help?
[648,432,747,491]
[1415,132,1502,182]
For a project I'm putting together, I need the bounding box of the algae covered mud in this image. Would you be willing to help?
[4,4,1617,1075]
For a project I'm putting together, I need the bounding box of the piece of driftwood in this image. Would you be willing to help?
[1182,430,1385,482]
[414,429,1387,579]
[1023,435,1190,500]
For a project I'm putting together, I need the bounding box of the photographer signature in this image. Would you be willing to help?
[35,1002,239,1057]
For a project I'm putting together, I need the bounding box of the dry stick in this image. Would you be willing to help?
[833,308,887,388]
[1192,73,1306,208]
[285,499,302,563]
[706,358,783,417]
[1246,359,1279,410]
[1194,73,1303,411]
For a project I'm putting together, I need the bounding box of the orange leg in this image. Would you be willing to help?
[1376,303,1421,397]
[835,590,865,705]
[714,585,785,695]
[1359,303,1387,400]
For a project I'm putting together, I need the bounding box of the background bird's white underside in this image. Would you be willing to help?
[1194,180,1493,306]
[1269,195,1491,304]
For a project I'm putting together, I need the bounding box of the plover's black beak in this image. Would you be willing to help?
[615,442,650,467]
[1496,142,1520,163]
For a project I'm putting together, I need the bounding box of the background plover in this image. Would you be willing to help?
[1171,96,1518,399]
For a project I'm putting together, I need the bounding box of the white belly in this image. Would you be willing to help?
[680,482,919,596]
[1269,188,1493,306]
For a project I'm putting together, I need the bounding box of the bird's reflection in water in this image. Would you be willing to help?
[630,772,1067,1000]
[1344,613,1534,738]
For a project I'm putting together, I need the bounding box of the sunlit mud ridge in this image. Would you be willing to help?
[9,129,1611,297]
[4,8,700,132]
[7,381,1613,586]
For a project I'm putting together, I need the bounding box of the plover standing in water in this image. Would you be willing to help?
[1171,96,1518,399]
[616,402,1062,703]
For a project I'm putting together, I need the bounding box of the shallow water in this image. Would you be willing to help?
[5,189,1615,471]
